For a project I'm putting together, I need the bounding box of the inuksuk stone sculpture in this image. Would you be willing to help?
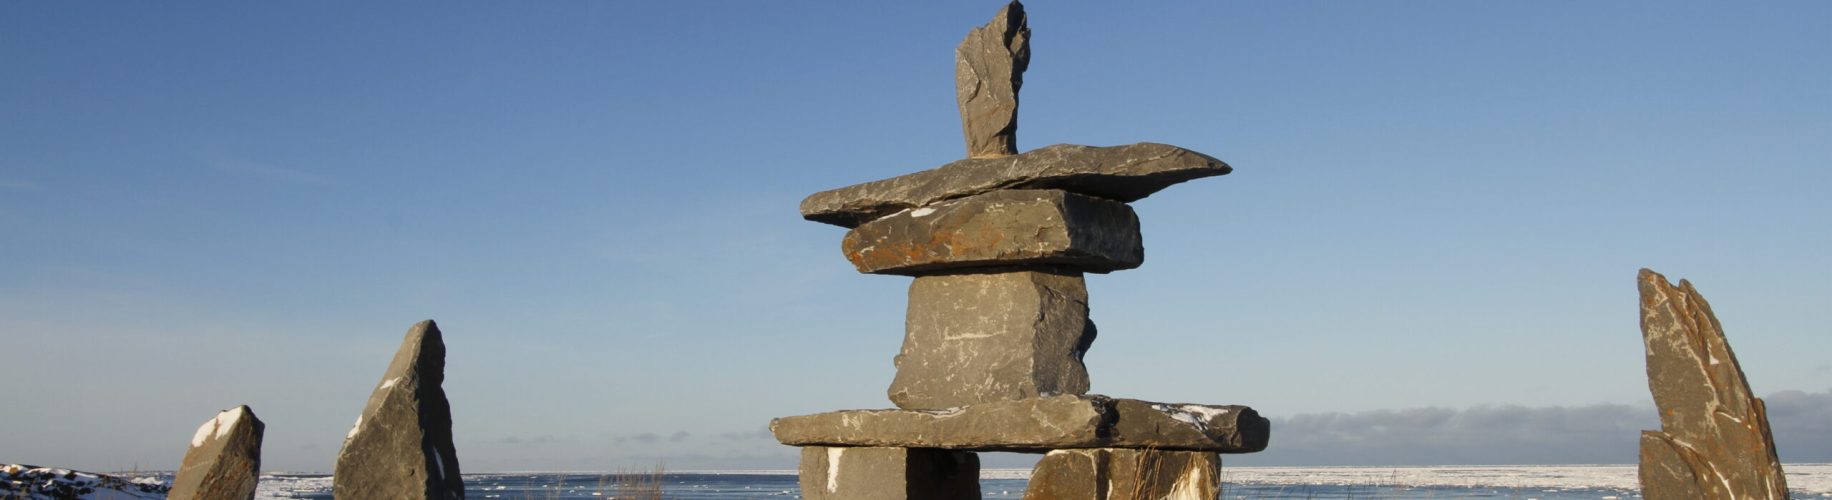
[773,3,1269,498]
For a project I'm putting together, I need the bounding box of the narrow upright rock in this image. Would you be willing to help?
[956,1,1029,158]
[169,405,264,500]
[335,320,464,500]
[1636,269,1788,499]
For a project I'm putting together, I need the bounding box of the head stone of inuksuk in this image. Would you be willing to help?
[772,2,1270,498]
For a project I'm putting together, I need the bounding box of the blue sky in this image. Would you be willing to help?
[3,1,1828,472]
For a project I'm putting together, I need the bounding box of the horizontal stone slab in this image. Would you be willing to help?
[842,190,1142,275]
[771,395,1268,453]
[801,143,1230,228]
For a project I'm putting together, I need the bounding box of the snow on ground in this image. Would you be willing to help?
[1,464,169,500]
[253,474,333,499]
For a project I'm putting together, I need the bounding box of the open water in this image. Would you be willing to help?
[248,464,1832,499]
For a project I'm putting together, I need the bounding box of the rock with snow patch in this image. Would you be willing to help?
[797,446,980,500]
[842,189,1143,275]
[1023,448,1220,500]
[334,320,464,499]
[169,405,264,500]
[890,270,1095,410]
[1635,269,1788,499]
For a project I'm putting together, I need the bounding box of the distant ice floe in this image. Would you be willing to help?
[253,474,333,499]
[1218,464,1832,495]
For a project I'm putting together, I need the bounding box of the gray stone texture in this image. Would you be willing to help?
[1023,448,1221,500]
[334,320,465,500]
[1636,269,1788,499]
[771,395,1269,453]
[955,1,1028,159]
[800,143,1230,228]
[169,405,264,500]
[797,446,980,500]
[891,270,1094,410]
[842,189,1143,275]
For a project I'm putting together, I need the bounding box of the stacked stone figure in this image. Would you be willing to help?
[773,2,1269,498]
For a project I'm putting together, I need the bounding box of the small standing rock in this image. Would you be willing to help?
[169,405,264,500]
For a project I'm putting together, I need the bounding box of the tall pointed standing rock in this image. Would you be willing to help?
[169,405,264,500]
[956,0,1028,158]
[1636,269,1788,499]
[335,320,464,499]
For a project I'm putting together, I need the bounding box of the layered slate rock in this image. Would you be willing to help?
[1024,449,1220,500]
[1635,269,1788,499]
[798,447,980,500]
[771,395,1268,453]
[169,406,264,500]
[955,0,1028,158]
[800,143,1230,228]
[842,190,1142,275]
[891,270,1094,410]
[335,320,465,500]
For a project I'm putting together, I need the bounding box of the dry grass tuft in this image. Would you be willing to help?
[597,462,666,500]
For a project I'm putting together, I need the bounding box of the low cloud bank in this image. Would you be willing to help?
[1233,389,1832,466]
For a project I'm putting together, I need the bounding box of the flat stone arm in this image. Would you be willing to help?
[800,143,1230,228]
[771,395,1268,453]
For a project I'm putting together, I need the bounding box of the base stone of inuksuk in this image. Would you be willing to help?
[1636,269,1788,499]
[169,405,264,500]
[334,319,465,499]
[774,2,1269,497]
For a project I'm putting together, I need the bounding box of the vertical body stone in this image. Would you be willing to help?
[1024,448,1220,500]
[891,270,1095,410]
[798,446,980,500]
[169,405,264,500]
[335,320,465,500]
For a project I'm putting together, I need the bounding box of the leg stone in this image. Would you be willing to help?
[798,446,981,500]
[1025,449,1220,500]
[891,269,1095,410]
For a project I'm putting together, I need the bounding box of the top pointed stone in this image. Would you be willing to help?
[956,1,1029,159]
